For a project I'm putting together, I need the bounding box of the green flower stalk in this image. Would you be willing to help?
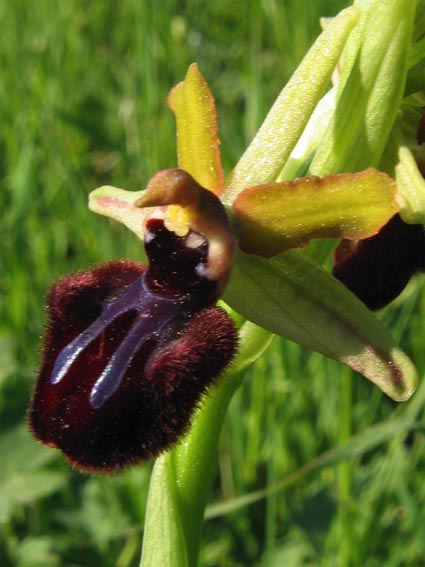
[136,1,420,563]
[28,1,425,566]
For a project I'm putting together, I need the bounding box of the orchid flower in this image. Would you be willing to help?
[28,1,424,566]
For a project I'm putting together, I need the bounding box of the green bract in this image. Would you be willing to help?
[310,0,415,175]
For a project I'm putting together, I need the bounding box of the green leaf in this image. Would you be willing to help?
[405,58,425,95]
[140,454,189,567]
[221,6,359,204]
[15,537,60,567]
[206,416,419,518]
[0,425,58,476]
[233,169,399,257]
[0,472,65,520]
[223,250,418,401]
[0,425,66,522]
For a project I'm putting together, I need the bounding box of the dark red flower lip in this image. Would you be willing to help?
[333,214,425,310]
[29,215,237,473]
[49,274,182,409]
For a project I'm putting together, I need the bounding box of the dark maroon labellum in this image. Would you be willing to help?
[29,218,237,472]
[333,215,425,310]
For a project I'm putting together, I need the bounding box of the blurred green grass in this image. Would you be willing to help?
[2,1,425,566]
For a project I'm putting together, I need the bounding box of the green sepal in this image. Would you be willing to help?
[223,249,418,402]
[168,63,224,195]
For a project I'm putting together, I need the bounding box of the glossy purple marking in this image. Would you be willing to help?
[88,285,181,409]
[50,274,182,409]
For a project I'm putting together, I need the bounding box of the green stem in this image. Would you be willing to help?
[139,373,243,567]
[172,370,244,567]
[140,374,242,567]
[337,367,353,567]
[140,321,272,567]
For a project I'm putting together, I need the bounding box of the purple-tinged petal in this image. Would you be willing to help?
[333,215,425,310]
[232,169,399,257]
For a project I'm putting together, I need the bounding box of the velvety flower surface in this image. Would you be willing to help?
[30,213,237,472]
[333,214,425,310]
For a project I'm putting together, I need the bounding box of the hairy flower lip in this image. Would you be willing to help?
[29,218,238,472]
[333,214,425,310]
